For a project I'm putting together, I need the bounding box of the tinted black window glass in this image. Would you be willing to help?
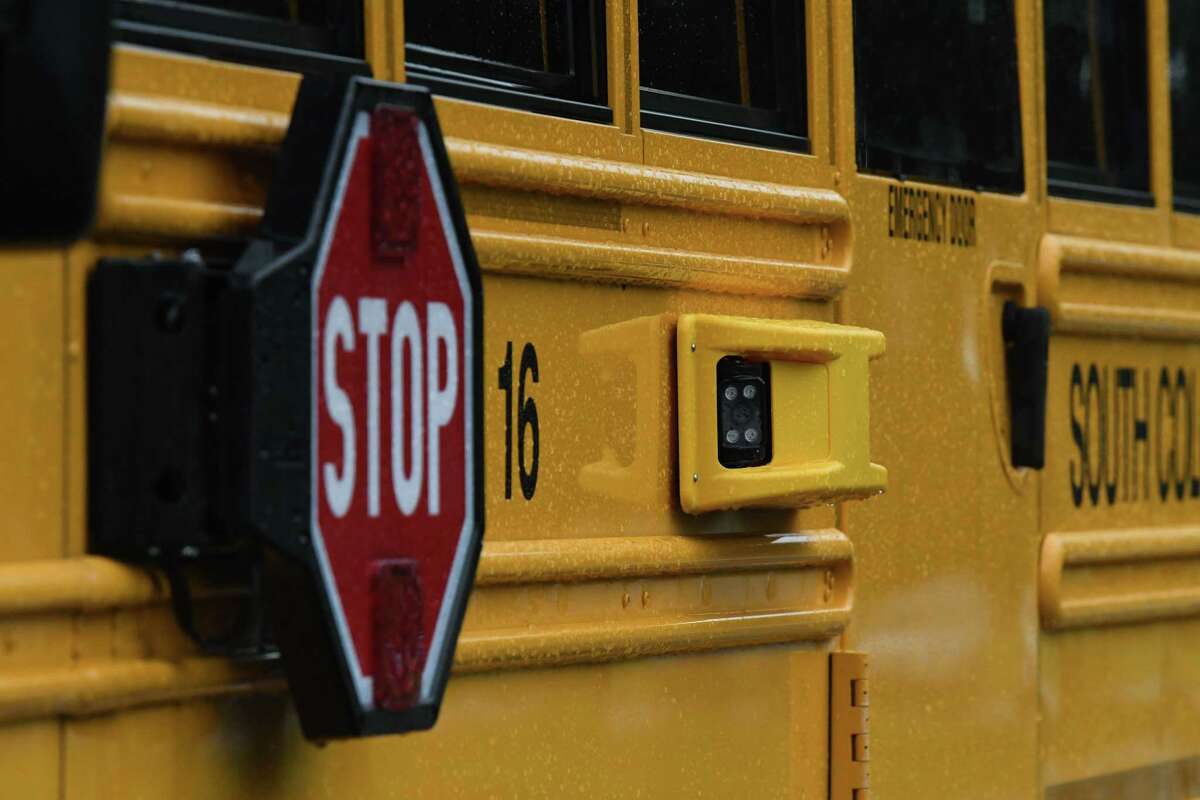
[854,0,1024,194]
[407,2,568,73]
[153,1,331,22]
[1171,1,1200,211]
[405,0,608,122]
[638,0,808,151]
[1044,0,1150,204]
[114,0,364,71]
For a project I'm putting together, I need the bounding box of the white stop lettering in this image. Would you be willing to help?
[321,295,459,518]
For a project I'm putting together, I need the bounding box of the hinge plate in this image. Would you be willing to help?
[831,651,870,800]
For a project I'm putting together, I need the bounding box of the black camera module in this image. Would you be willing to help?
[716,356,771,468]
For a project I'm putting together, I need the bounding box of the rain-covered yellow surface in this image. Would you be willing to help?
[0,0,1199,797]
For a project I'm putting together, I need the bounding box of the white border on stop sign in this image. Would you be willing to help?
[309,110,477,711]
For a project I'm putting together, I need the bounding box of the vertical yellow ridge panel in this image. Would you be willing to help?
[0,250,64,562]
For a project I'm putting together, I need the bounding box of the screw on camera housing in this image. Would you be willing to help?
[716,356,771,468]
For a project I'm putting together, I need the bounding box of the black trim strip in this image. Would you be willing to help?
[642,87,797,134]
[857,144,1024,196]
[1048,176,1155,208]
[405,64,612,124]
[640,106,810,152]
[406,44,581,98]
[1047,159,1152,207]
[1174,179,1200,215]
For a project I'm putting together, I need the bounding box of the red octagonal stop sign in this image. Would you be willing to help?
[233,77,483,739]
[313,99,477,716]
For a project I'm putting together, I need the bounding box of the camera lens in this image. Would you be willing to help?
[716,356,771,468]
[732,403,753,424]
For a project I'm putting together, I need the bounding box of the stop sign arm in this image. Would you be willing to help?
[87,74,485,739]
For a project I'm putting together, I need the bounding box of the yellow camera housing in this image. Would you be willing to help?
[677,314,888,513]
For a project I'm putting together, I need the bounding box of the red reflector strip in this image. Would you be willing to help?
[371,105,422,261]
[372,560,425,710]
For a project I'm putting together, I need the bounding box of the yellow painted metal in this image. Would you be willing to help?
[0,250,65,563]
[55,648,832,800]
[470,230,845,297]
[1040,526,1200,630]
[0,557,160,616]
[0,245,68,800]
[1034,0,1200,792]
[446,137,851,224]
[1045,758,1200,799]
[0,528,849,727]
[475,529,852,583]
[0,659,283,726]
[832,0,1043,793]
[1038,233,1200,339]
[677,314,886,513]
[0,0,1198,796]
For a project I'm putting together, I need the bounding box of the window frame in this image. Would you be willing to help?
[403,0,610,124]
[112,0,367,75]
[637,0,810,152]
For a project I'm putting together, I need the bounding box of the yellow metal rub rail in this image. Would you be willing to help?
[458,532,853,673]
[0,532,853,723]
[98,52,850,301]
[1038,234,1200,341]
[1040,525,1200,630]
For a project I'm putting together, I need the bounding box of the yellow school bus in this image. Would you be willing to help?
[1,0,1199,796]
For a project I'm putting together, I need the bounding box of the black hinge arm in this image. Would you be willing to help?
[1002,301,1051,470]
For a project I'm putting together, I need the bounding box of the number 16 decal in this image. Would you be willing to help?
[498,341,539,500]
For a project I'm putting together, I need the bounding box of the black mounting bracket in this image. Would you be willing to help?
[88,254,275,659]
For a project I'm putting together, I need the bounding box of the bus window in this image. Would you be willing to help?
[405,0,609,123]
[1171,0,1200,213]
[638,0,808,151]
[1044,0,1150,205]
[114,0,365,73]
[854,0,1024,194]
